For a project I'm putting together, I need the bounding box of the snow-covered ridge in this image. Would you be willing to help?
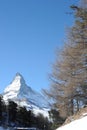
[3,73,50,115]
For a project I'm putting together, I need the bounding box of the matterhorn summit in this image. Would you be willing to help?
[3,73,28,98]
[3,73,50,114]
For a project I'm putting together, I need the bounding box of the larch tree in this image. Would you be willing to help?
[44,1,87,118]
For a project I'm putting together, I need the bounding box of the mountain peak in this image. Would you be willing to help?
[3,73,50,110]
[14,72,25,81]
[3,73,27,96]
[16,72,23,77]
[12,72,26,85]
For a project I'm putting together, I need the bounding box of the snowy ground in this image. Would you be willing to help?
[0,127,7,130]
[0,127,12,130]
[56,115,87,130]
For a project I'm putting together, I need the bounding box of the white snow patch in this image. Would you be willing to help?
[82,112,87,116]
[33,108,49,118]
[56,116,87,130]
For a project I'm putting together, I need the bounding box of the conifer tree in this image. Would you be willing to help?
[44,1,87,118]
[0,95,3,122]
[8,100,18,122]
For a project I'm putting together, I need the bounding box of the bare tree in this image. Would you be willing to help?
[44,2,87,118]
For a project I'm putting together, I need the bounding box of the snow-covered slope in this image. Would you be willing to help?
[3,73,50,115]
[56,114,87,130]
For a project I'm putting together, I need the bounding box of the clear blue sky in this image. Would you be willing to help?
[0,0,78,93]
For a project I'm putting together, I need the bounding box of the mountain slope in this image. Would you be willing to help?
[3,73,50,113]
[56,107,87,130]
[56,115,87,130]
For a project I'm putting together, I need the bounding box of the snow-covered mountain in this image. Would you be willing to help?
[3,73,50,116]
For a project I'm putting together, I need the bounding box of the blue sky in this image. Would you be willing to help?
[0,0,78,93]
